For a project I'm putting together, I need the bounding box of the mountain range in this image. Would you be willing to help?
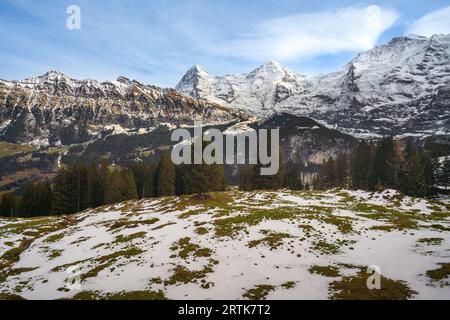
[0,71,248,146]
[177,34,450,139]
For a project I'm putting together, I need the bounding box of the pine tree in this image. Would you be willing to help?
[87,162,106,208]
[238,165,254,191]
[408,151,427,197]
[436,158,450,189]
[18,180,52,217]
[368,137,395,191]
[350,141,372,190]
[52,168,70,215]
[104,168,138,204]
[20,183,37,217]
[335,152,349,188]
[0,192,19,218]
[156,153,176,196]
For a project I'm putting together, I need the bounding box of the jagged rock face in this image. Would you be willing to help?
[257,113,355,165]
[176,34,450,139]
[0,71,248,146]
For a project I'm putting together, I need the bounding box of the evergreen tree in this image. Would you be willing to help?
[335,152,349,188]
[408,150,427,197]
[0,192,19,218]
[131,163,155,199]
[19,180,53,217]
[156,153,176,196]
[87,162,106,208]
[368,137,395,191]
[350,141,372,190]
[20,183,38,217]
[436,158,450,189]
[238,165,254,191]
[104,168,138,204]
[52,168,70,215]
[283,162,303,190]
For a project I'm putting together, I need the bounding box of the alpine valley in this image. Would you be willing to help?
[1,34,449,191]
[0,28,450,301]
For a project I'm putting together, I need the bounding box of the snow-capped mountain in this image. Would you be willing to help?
[0,71,248,146]
[176,61,308,116]
[177,34,450,138]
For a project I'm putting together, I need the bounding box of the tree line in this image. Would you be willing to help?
[0,152,225,218]
[238,136,448,198]
[313,137,446,197]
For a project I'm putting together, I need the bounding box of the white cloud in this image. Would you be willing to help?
[215,5,398,61]
[407,6,450,37]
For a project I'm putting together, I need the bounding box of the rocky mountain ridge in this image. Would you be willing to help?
[176,34,450,138]
[0,71,248,146]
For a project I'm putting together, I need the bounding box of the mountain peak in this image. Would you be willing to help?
[188,64,209,75]
[25,70,72,83]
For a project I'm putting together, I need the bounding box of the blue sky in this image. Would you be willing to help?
[1,0,450,87]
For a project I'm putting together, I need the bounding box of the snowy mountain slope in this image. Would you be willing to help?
[0,189,449,300]
[0,72,249,146]
[176,34,450,138]
[176,61,309,115]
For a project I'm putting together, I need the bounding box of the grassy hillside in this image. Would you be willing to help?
[0,189,449,300]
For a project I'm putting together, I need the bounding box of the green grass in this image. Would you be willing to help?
[309,265,340,277]
[0,293,26,300]
[213,207,299,238]
[81,247,143,281]
[170,237,213,259]
[281,281,296,289]
[329,271,417,300]
[71,290,166,300]
[417,238,444,245]
[115,231,146,243]
[163,261,216,286]
[312,240,341,255]
[426,263,450,282]
[0,142,35,158]
[45,233,65,243]
[248,230,292,250]
[242,285,275,300]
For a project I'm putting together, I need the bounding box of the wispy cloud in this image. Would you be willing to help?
[214,5,399,61]
[407,6,450,37]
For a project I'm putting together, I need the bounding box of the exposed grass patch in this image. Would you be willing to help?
[71,290,166,300]
[426,263,450,283]
[170,237,213,259]
[417,238,444,245]
[164,260,216,286]
[0,293,26,300]
[195,227,209,235]
[213,207,299,238]
[0,267,38,283]
[115,232,146,243]
[108,218,159,231]
[0,142,35,158]
[48,249,63,259]
[309,265,340,277]
[248,230,292,250]
[281,281,296,289]
[45,233,65,243]
[329,271,416,300]
[81,247,143,281]
[152,222,176,230]
[312,240,341,255]
[242,285,275,300]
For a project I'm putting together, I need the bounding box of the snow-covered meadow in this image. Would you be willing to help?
[0,189,449,300]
